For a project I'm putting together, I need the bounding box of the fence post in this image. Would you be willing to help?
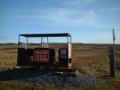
[109,47,115,77]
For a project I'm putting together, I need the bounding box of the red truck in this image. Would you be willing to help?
[17,33,72,70]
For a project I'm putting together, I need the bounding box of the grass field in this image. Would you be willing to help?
[0,43,120,90]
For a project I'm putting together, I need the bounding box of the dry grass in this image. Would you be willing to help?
[0,45,17,70]
[0,43,120,90]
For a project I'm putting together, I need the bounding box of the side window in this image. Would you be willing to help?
[60,48,67,58]
[19,42,27,49]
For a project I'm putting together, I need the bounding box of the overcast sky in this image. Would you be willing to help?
[0,0,120,44]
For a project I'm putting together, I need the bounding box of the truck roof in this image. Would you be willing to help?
[20,33,71,37]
